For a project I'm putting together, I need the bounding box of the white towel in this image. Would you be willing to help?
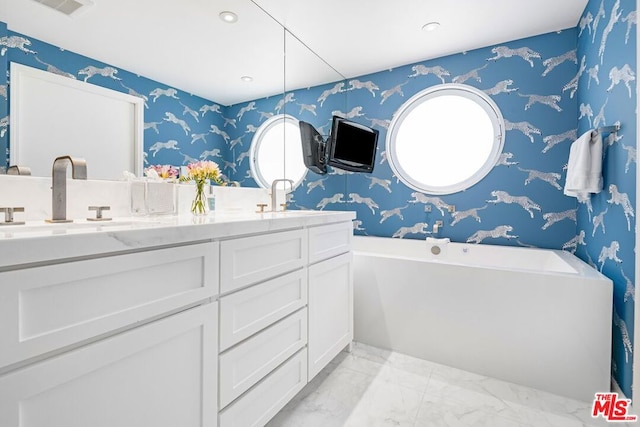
[564,129,603,199]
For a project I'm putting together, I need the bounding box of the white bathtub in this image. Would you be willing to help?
[353,236,613,402]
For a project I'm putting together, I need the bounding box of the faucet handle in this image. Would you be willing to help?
[256,203,268,213]
[87,205,112,221]
[280,203,288,211]
[0,207,25,225]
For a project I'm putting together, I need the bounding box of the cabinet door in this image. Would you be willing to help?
[307,252,353,380]
[0,303,218,427]
[0,242,219,370]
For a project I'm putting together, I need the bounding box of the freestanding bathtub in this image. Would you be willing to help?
[353,236,613,402]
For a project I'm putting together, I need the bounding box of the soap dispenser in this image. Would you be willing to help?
[208,185,216,212]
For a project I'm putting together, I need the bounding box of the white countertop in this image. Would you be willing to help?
[0,210,356,270]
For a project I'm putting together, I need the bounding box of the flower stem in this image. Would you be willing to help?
[191,180,207,215]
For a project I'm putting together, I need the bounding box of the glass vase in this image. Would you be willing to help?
[191,180,208,215]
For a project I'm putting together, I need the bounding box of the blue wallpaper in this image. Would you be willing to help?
[577,0,637,398]
[0,22,8,172]
[227,30,581,250]
[0,27,228,174]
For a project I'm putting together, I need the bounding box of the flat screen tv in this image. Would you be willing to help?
[299,120,327,175]
[327,116,379,173]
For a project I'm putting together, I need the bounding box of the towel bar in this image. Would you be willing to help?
[595,124,620,135]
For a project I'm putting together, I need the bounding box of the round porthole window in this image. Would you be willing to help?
[249,114,307,190]
[386,83,504,195]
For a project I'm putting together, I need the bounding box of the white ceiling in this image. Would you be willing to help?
[1,0,588,106]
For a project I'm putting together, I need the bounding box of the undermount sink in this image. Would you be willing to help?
[0,219,155,236]
[270,210,327,215]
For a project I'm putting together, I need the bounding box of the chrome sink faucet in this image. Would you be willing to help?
[47,156,87,223]
[270,179,294,211]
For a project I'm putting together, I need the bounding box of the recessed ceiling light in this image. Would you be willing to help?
[422,22,441,32]
[240,76,253,82]
[219,11,238,23]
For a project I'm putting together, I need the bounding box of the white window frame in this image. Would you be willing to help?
[386,83,504,195]
[249,114,307,190]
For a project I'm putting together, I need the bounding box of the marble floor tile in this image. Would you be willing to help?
[268,343,633,427]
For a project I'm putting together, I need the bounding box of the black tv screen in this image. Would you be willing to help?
[327,116,379,173]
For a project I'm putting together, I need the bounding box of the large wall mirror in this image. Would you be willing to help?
[248,27,346,190]
[3,0,346,182]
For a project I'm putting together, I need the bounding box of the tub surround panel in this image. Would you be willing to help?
[353,236,612,402]
[226,30,579,250]
[576,0,637,398]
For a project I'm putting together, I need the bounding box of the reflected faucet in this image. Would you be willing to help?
[270,179,294,212]
[7,165,32,176]
[47,156,87,223]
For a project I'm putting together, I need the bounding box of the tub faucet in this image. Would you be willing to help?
[47,156,87,223]
[433,221,443,234]
[270,178,294,211]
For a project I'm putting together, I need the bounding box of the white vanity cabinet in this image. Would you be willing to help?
[0,210,355,427]
[0,241,220,427]
[307,222,354,380]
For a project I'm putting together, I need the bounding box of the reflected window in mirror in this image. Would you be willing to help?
[249,114,307,190]
[386,83,504,195]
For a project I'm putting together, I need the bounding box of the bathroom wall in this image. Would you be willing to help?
[227,30,580,249]
[576,0,637,398]
[0,23,227,175]
[1,22,9,170]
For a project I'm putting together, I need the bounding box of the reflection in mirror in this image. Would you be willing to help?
[237,27,346,196]
[279,29,348,208]
[1,0,286,180]
[2,1,345,185]
[387,84,505,195]
[10,63,143,179]
[249,114,306,190]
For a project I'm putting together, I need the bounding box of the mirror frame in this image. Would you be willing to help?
[9,62,144,179]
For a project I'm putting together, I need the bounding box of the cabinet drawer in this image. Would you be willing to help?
[219,269,307,351]
[219,348,307,427]
[220,229,307,294]
[0,303,218,427]
[0,242,219,370]
[219,308,307,409]
[308,221,352,264]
